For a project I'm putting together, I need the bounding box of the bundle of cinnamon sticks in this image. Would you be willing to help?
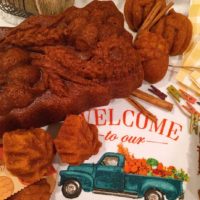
[139,0,174,32]
[128,89,173,122]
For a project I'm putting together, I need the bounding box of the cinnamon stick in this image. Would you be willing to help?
[146,1,174,30]
[139,1,162,32]
[139,0,174,32]
[132,89,173,111]
[127,97,157,122]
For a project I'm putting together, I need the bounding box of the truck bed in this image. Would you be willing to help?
[124,173,183,196]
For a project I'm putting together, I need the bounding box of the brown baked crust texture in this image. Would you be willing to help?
[151,9,193,56]
[54,115,102,165]
[134,31,169,83]
[3,129,54,183]
[7,179,51,200]
[0,1,144,136]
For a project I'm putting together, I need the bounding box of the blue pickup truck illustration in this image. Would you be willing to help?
[59,152,184,200]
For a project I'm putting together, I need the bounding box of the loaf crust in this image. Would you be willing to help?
[0,1,144,136]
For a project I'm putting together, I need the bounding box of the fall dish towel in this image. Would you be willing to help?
[176,0,200,95]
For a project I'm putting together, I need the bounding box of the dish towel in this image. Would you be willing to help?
[176,0,200,95]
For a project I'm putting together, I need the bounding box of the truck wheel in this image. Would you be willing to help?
[144,189,164,200]
[62,179,82,199]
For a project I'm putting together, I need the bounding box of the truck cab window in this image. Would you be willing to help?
[101,157,118,166]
